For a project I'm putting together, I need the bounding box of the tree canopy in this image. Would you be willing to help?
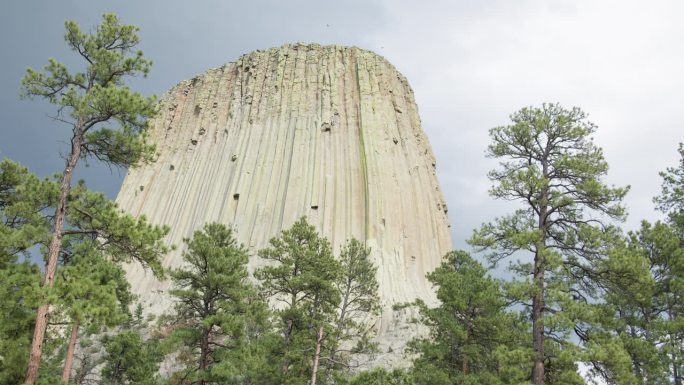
[470,103,628,385]
[164,223,271,385]
[16,13,164,384]
[409,251,530,385]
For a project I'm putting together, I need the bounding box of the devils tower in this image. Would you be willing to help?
[116,43,452,366]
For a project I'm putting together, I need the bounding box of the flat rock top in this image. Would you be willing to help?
[118,42,453,367]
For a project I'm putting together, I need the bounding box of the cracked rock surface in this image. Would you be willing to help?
[117,43,453,367]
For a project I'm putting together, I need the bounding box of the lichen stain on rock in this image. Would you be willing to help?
[116,43,453,367]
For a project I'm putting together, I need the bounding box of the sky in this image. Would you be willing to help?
[1,0,683,252]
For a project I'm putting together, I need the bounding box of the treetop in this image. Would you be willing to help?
[20,13,157,169]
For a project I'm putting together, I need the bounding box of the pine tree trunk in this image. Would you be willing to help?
[532,182,548,385]
[325,286,351,383]
[73,355,89,385]
[462,315,474,378]
[25,130,83,384]
[311,326,324,385]
[532,259,545,385]
[61,321,80,384]
[462,355,469,376]
[627,324,644,380]
[673,356,681,385]
[282,318,294,375]
[281,293,299,376]
[199,326,210,385]
[670,308,682,385]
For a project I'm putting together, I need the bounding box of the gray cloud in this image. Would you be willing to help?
[1,0,682,253]
[363,0,684,248]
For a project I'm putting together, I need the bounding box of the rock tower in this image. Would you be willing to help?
[116,43,452,366]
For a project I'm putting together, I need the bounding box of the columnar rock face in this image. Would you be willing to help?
[116,43,452,366]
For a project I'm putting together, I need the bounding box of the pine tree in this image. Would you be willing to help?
[653,143,684,384]
[345,368,415,385]
[0,159,169,384]
[655,142,684,232]
[586,222,676,385]
[52,246,133,383]
[56,181,168,384]
[408,251,530,385]
[578,144,684,385]
[100,307,164,385]
[20,14,157,383]
[0,262,41,385]
[326,239,380,380]
[0,160,54,266]
[616,222,682,385]
[100,331,163,385]
[164,223,270,385]
[0,160,50,384]
[255,217,341,384]
[469,104,628,385]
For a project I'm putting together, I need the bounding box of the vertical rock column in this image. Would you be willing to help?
[116,43,453,366]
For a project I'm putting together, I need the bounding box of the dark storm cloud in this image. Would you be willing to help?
[1,0,683,258]
[0,0,387,196]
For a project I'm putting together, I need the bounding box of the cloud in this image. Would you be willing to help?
[2,0,683,246]
[363,0,684,248]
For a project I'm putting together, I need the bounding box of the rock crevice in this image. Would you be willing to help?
[117,43,453,366]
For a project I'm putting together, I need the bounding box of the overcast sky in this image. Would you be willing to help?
[1,0,682,252]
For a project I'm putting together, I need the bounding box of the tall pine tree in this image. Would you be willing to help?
[326,239,380,381]
[255,217,341,384]
[0,160,169,384]
[20,14,157,383]
[52,246,133,383]
[164,223,270,385]
[469,104,628,385]
[0,160,50,384]
[408,251,530,385]
[655,142,684,232]
[99,304,165,385]
[588,222,680,384]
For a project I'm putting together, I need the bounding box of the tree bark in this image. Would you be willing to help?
[73,353,90,385]
[532,253,545,385]
[25,130,83,384]
[462,355,469,376]
[532,165,549,385]
[673,355,681,385]
[669,308,682,385]
[199,326,210,385]
[462,317,472,377]
[61,321,80,384]
[627,324,644,381]
[325,283,351,383]
[311,326,324,385]
[282,318,294,375]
